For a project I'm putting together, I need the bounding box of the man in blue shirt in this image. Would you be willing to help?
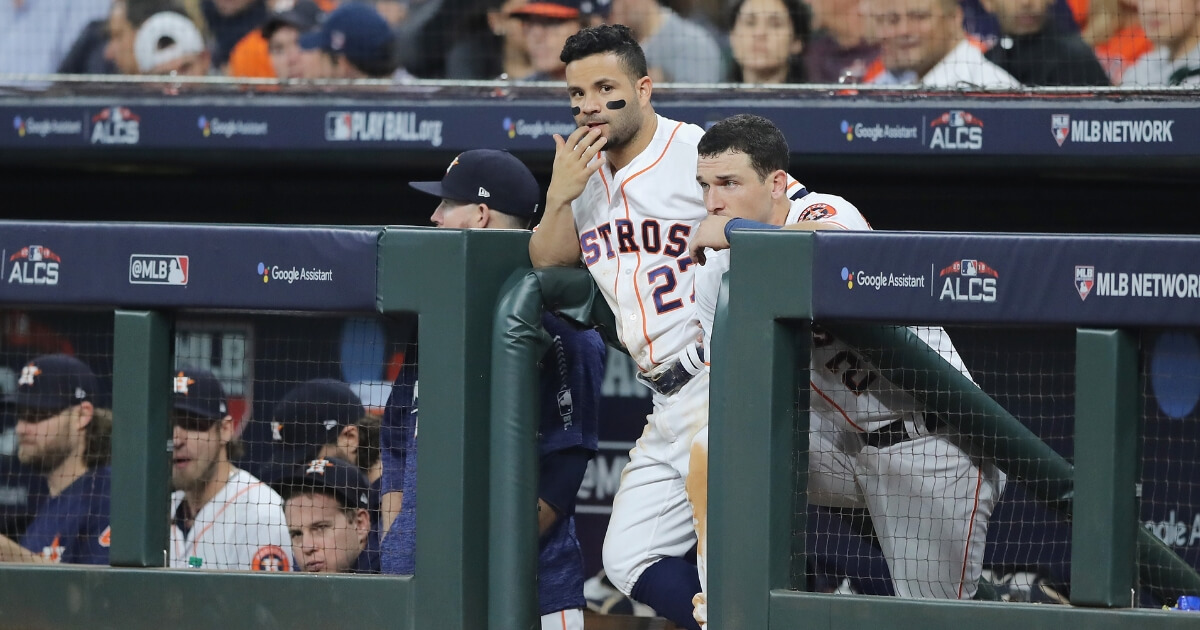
[379,149,607,629]
[0,354,111,564]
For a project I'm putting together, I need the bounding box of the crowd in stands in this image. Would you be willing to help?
[1,0,1198,86]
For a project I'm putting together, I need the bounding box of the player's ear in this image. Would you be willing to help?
[77,401,94,428]
[338,424,360,449]
[354,508,371,543]
[635,75,653,105]
[476,203,493,228]
[218,416,235,446]
[770,170,789,198]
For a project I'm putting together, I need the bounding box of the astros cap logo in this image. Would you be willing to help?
[18,364,41,386]
[445,154,461,174]
[173,372,196,395]
[306,458,332,475]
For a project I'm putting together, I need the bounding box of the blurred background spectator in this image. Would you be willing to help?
[867,0,1021,87]
[608,0,724,82]
[1121,0,1200,85]
[1,0,111,75]
[1072,0,1153,82]
[256,1,323,78]
[804,0,882,83]
[299,1,409,79]
[228,0,329,78]
[510,0,593,80]
[445,0,535,79]
[726,0,811,83]
[135,10,212,74]
[980,0,1110,84]
[202,0,269,71]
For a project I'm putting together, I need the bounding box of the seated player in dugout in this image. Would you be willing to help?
[267,379,381,522]
[0,355,112,564]
[170,366,292,571]
[274,457,380,573]
[379,149,606,630]
[688,114,1005,614]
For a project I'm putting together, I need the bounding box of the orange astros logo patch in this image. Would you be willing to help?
[98,525,111,548]
[798,203,837,222]
[251,545,290,571]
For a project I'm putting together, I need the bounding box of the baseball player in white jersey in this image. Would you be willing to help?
[687,114,1006,624]
[529,24,709,630]
[168,366,291,571]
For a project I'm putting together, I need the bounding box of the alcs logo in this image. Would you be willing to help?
[7,245,61,286]
[929,110,983,151]
[90,106,140,145]
[938,259,997,302]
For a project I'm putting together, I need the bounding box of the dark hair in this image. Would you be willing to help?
[726,0,811,84]
[85,407,113,469]
[560,24,648,82]
[354,413,380,471]
[123,0,187,29]
[697,114,789,180]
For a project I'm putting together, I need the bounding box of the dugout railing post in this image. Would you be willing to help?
[709,230,1200,630]
[110,310,172,567]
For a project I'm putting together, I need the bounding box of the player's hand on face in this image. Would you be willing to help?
[547,126,607,210]
[689,215,732,265]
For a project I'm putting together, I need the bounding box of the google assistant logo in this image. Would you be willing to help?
[840,121,854,141]
[257,262,269,283]
[841,267,855,289]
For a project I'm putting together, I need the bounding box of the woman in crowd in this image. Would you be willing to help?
[726,0,811,83]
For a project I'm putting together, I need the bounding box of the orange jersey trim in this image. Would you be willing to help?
[809,380,866,432]
[957,469,984,599]
[618,120,685,367]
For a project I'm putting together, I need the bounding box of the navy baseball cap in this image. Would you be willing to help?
[172,366,229,420]
[7,354,97,411]
[298,2,393,70]
[275,457,371,511]
[262,0,323,40]
[409,150,541,219]
[272,379,364,456]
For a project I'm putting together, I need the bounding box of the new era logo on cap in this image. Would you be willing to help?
[478,187,490,198]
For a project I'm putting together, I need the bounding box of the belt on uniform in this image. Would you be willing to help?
[861,414,941,450]
[637,347,706,397]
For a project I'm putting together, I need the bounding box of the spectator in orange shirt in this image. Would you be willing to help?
[227,0,333,78]
[1069,0,1153,82]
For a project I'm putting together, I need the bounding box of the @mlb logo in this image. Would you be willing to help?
[1075,265,1094,301]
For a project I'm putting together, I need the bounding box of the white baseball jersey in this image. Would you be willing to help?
[574,114,707,373]
[170,467,292,571]
[692,181,1003,606]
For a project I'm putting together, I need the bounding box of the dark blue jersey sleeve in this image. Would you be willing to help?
[537,313,605,457]
[381,362,418,495]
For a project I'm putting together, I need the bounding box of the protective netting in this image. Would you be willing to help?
[0,307,417,574]
[0,309,114,564]
[793,324,1079,604]
[1138,328,1200,606]
[3,0,1198,88]
[170,312,412,573]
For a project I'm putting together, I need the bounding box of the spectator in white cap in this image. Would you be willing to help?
[135,10,211,75]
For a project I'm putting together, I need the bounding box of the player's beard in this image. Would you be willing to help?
[584,103,641,152]
[18,430,74,473]
[172,452,219,494]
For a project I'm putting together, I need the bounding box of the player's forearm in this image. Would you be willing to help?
[536,498,560,537]
[380,491,403,539]
[529,203,581,268]
[0,534,47,563]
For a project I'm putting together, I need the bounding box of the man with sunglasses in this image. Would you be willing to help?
[169,366,291,571]
[0,354,112,564]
